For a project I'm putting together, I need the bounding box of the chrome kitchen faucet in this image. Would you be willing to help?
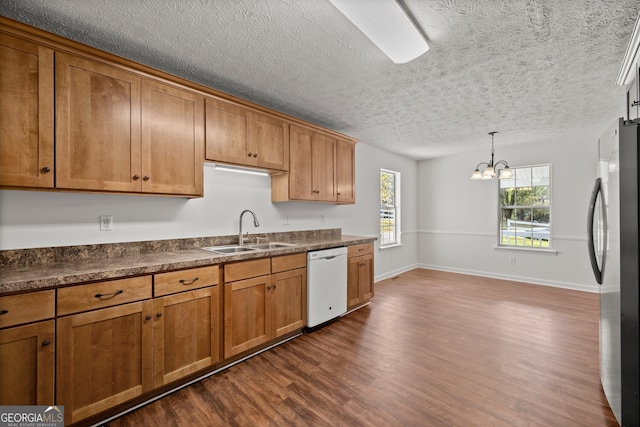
[238,209,260,246]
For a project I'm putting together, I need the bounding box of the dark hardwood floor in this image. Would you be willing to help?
[106,268,618,427]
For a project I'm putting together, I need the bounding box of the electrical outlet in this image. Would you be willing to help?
[509,257,516,265]
[100,215,113,231]
[282,216,290,226]
[321,214,326,223]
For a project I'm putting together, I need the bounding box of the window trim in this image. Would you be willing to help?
[380,168,401,248]
[497,163,551,250]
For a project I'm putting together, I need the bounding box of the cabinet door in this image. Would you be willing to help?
[56,52,141,192]
[336,139,355,204]
[271,267,306,336]
[57,300,153,425]
[153,287,220,387]
[288,125,315,200]
[224,275,271,358]
[250,112,288,171]
[0,320,54,405]
[0,33,54,188]
[347,256,362,309]
[347,253,374,309]
[205,97,249,165]
[359,254,374,301]
[141,79,204,196]
[313,133,337,201]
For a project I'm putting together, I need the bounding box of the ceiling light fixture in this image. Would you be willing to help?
[470,132,513,180]
[328,0,429,64]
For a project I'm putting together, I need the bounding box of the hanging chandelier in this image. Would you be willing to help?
[470,131,513,180]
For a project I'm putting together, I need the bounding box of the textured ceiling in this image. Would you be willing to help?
[1,0,637,159]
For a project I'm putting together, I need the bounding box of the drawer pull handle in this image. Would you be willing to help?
[0,310,8,315]
[94,289,124,299]
[42,339,51,347]
[179,277,199,286]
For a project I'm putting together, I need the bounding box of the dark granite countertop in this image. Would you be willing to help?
[0,230,375,294]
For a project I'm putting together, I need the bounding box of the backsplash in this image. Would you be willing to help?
[0,228,342,268]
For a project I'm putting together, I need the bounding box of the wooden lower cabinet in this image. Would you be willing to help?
[56,300,153,425]
[0,289,55,406]
[0,320,55,405]
[347,244,374,310]
[224,254,306,358]
[272,267,306,336]
[152,286,220,386]
[224,274,271,358]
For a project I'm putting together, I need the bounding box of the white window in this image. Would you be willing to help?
[499,164,551,248]
[380,169,401,247]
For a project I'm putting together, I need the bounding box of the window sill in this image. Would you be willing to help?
[380,243,402,250]
[493,245,558,255]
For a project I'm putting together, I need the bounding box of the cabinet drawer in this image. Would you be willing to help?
[57,276,152,316]
[0,290,55,329]
[224,258,271,283]
[271,253,306,274]
[154,265,220,297]
[348,243,373,257]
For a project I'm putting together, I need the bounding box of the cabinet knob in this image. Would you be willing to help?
[248,153,253,157]
[133,175,140,180]
[0,309,8,315]
[253,153,257,158]
[41,167,51,173]
[143,175,150,181]
[156,313,163,318]
[41,339,51,347]
[145,315,152,321]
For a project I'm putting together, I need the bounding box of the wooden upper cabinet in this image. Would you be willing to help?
[141,79,204,196]
[287,125,315,200]
[273,125,342,202]
[205,98,248,166]
[55,52,204,196]
[313,133,337,202]
[336,139,355,204]
[56,52,142,192]
[0,33,54,188]
[205,97,289,171]
[249,112,289,170]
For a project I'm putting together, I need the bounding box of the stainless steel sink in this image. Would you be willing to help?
[200,246,260,254]
[248,242,296,249]
[200,242,296,254]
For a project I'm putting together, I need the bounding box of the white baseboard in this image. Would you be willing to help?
[374,263,419,282]
[415,263,599,293]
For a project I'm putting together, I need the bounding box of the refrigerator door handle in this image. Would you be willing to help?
[587,177,606,284]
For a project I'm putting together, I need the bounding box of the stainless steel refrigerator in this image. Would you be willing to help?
[588,117,640,426]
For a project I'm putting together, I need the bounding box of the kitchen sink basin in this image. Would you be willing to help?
[248,242,297,249]
[200,242,296,255]
[201,246,260,254]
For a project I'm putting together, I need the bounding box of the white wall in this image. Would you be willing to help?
[417,135,600,292]
[0,142,418,281]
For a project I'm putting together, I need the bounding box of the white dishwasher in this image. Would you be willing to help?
[307,246,348,328]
